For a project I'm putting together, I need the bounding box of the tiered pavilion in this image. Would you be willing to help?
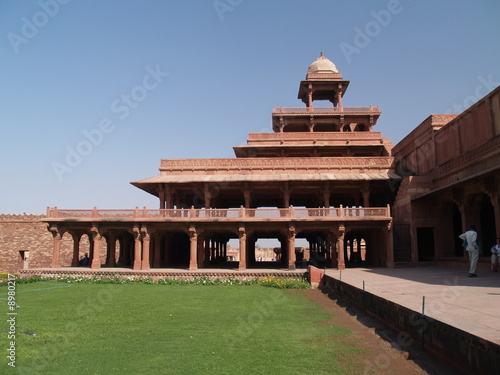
[45,53,400,271]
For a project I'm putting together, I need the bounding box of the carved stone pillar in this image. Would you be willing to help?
[288,225,296,270]
[70,231,82,267]
[243,187,252,209]
[282,182,290,209]
[323,184,330,208]
[239,226,247,271]
[90,225,102,269]
[337,224,345,270]
[204,184,212,209]
[132,226,142,270]
[49,225,62,268]
[141,226,151,270]
[386,222,394,268]
[159,184,166,209]
[188,226,198,271]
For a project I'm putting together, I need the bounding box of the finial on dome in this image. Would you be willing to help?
[320,51,324,57]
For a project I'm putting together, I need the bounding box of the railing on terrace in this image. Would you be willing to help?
[272,106,380,114]
[46,205,390,221]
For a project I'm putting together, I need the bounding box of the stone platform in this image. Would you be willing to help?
[324,266,500,345]
[322,265,500,375]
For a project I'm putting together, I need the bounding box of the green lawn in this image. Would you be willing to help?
[3,282,362,374]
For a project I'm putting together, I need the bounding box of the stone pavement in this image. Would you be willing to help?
[325,266,500,345]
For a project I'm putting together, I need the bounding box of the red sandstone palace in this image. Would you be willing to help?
[1,54,499,274]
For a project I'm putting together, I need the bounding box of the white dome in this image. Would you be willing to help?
[307,52,338,74]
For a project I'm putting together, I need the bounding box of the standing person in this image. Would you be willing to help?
[459,225,479,277]
[490,238,500,272]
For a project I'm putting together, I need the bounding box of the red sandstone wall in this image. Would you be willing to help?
[0,215,74,273]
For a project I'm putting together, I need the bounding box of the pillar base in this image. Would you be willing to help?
[288,264,296,271]
[133,260,142,270]
[189,265,198,271]
[141,262,150,270]
[91,260,101,269]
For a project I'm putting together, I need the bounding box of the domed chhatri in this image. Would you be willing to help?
[307,52,339,74]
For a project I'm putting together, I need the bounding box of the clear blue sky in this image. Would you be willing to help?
[1,0,499,214]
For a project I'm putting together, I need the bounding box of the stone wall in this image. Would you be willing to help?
[0,215,74,273]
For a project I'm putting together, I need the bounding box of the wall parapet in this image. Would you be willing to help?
[0,214,45,222]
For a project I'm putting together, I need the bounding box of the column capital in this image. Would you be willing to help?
[188,225,197,238]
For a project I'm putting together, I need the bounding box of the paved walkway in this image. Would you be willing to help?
[325,266,500,345]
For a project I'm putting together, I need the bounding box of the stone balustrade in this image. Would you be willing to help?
[45,205,391,222]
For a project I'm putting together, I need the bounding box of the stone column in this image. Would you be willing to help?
[159,184,166,209]
[70,231,82,267]
[362,190,370,208]
[337,83,343,108]
[141,226,151,270]
[204,184,212,209]
[288,225,296,270]
[239,226,247,271]
[282,183,290,209]
[90,225,102,269]
[243,188,251,209]
[189,226,198,271]
[337,224,345,270]
[50,225,62,268]
[132,226,142,270]
[323,184,330,208]
[165,187,174,209]
[386,222,395,268]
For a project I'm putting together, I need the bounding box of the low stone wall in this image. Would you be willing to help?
[319,272,500,375]
[19,268,307,281]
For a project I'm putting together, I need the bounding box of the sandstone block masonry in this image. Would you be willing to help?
[0,214,74,273]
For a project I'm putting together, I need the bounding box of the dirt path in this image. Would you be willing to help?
[291,289,459,375]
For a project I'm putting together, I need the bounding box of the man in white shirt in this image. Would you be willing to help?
[459,225,479,277]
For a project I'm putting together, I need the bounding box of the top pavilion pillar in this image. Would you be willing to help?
[298,52,350,108]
